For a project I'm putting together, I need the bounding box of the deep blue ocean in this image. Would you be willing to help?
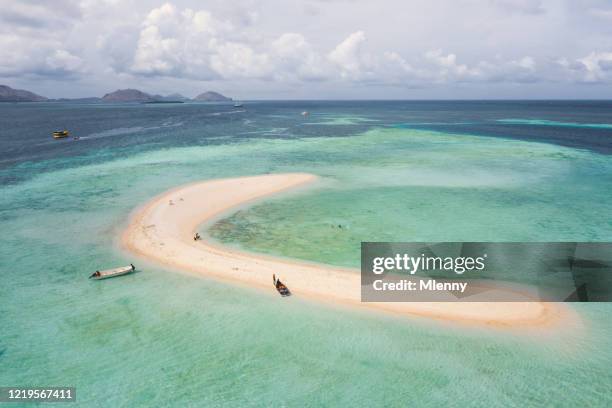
[2,101,612,185]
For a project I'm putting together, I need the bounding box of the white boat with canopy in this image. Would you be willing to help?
[89,264,135,280]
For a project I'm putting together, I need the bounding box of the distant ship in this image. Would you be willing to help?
[233,101,243,107]
[52,130,69,139]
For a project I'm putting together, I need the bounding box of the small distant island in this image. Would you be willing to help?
[102,89,154,103]
[0,84,233,103]
[193,91,232,102]
[0,85,47,102]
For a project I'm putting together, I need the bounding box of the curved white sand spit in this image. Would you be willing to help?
[121,173,576,330]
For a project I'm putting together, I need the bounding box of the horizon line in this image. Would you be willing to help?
[5,98,612,102]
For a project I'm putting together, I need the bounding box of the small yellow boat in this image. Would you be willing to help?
[52,130,70,139]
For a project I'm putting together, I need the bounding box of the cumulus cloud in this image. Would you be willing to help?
[3,0,612,97]
[578,52,612,82]
[328,31,370,79]
[424,50,479,81]
[126,3,280,80]
[0,1,85,78]
[271,33,327,80]
[130,3,228,78]
[0,35,85,78]
[209,40,272,79]
[0,0,81,28]
[115,5,580,88]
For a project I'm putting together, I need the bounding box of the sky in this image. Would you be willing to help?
[2,0,612,99]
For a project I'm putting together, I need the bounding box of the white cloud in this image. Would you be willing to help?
[381,51,418,81]
[424,50,478,81]
[515,56,535,70]
[271,33,327,80]
[129,2,270,80]
[45,50,84,73]
[328,31,370,79]
[209,40,272,78]
[124,3,612,89]
[0,1,85,78]
[578,52,612,82]
[3,0,612,97]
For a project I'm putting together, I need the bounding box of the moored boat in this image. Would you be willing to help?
[273,274,291,297]
[90,264,136,280]
[52,130,70,139]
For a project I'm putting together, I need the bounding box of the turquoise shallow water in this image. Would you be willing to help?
[1,101,612,406]
[209,128,612,268]
[498,118,612,129]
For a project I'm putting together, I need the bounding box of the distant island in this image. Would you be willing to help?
[0,84,233,103]
[0,85,47,102]
[102,89,154,103]
[193,91,232,102]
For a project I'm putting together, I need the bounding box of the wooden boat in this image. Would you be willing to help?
[90,264,135,280]
[273,275,291,297]
[276,280,291,296]
[53,130,69,139]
